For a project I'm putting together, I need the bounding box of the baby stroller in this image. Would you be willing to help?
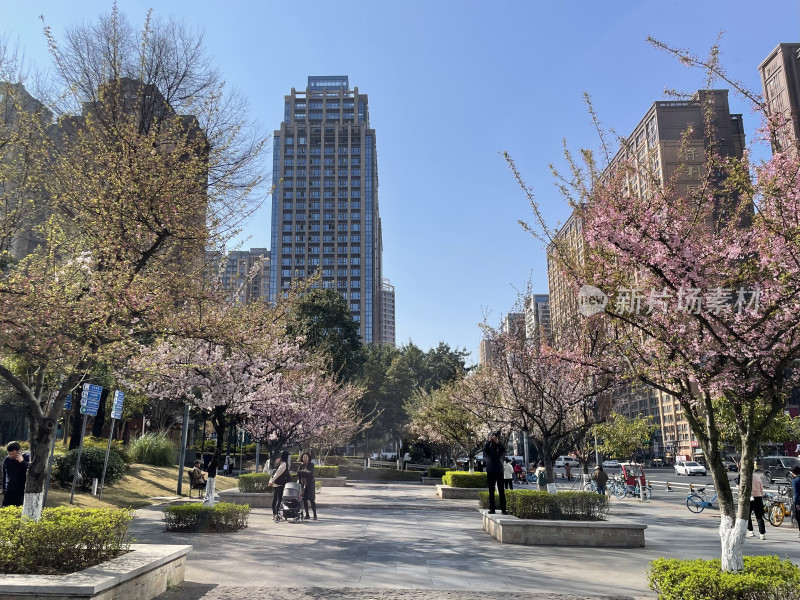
[275,482,304,523]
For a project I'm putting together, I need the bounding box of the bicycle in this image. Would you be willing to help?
[686,487,718,513]
[610,477,651,500]
[764,489,794,527]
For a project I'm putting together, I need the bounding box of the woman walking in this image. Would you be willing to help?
[297,452,317,520]
[267,451,292,519]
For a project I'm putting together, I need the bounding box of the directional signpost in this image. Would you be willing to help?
[99,390,124,499]
[70,383,103,504]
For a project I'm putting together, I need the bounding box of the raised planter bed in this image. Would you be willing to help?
[318,476,347,487]
[218,488,272,508]
[0,544,191,600]
[420,476,442,485]
[482,510,646,548]
[436,484,488,499]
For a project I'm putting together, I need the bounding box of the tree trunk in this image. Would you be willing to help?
[22,415,56,520]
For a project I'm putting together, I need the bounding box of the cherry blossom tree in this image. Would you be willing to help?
[507,40,800,571]
[0,6,267,519]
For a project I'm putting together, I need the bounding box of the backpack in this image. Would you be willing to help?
[537,469,547,486]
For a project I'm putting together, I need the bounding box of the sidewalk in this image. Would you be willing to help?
[132,482,800,600]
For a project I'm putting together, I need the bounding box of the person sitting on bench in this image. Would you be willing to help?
[189,460,206,496]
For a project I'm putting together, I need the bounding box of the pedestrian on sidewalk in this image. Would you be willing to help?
[534,461,547,492]
[791,466,800,538]
[268,451,292,518]
[743,470,766,540]
[565,462,572,481]
[2,442,29,507]
[592,465,608,496]
[297,452,317,520]
[483,431,507,514]
[503,458,514,490]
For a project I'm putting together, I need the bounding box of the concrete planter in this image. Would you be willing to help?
[218,488,273,508]
[436,484,487,499]
[0,544,191,600]
[420,476,442,485]
[482,511,646,548]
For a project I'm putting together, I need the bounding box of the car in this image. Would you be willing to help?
[555,455,580,468]
[602,459,619,468]
[755,456,800,483]
[722,460,738,472]
[674,460,707,476]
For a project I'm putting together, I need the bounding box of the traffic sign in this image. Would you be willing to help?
[64,394,72,410]
[81,390,102,401]
[80,397,101,408]
[82,383,103,394]
[80,405,99,416]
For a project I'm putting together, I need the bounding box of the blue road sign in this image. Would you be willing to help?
[82,383,103,394]
[82,390,102,401]
[64,394,72,410]
[80,405,99,416]
[80,398,101,408]
[113,390,125,402]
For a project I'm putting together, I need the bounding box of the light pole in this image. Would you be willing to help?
[176,403,190,495]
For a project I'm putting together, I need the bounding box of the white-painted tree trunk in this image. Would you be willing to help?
[203,477,216,507]
[22,492,44,520]
[719,515,748,572]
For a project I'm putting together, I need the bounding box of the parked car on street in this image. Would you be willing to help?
[555,455,580,468]
[722,460,738,472]
[602,459,619,468]
[754,456,800,483]
[674,460,707,476]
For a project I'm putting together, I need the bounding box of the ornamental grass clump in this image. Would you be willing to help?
[648,556,800,600]
[164,502,250,532]
[0,506,132,574]
[128,432,176,466]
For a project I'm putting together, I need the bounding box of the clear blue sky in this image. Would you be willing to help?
[4,1,798,364]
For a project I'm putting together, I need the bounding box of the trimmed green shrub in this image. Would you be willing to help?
[53,447,127,489]
[478,490,608,521]
[164,502,250,532]
[339,466,421,481]
[0,506,131,574]
[128,432,175,466]
[648,556,800,600]
[238,473,274,493]
[315,465,339,478]
[81,436,130,464]
[427,467,452,478]
[321,455,355,466]
[443,472,487,488]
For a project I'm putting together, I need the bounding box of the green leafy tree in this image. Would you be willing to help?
[286,288,364,382]
[593,413,659,463]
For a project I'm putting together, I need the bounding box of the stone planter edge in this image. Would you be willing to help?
[0,543,191,600]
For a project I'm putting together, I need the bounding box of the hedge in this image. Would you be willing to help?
[427,467,453,478]
[238,473,273,492]
[648,556,800,600]
[443,472,487,488]
[339,466,422,481]
[53,447,127,489]
[164,502,250,532]
[0,506,131,574]
[478,490,608,521]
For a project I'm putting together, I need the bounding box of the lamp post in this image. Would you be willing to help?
[176,403,190,495]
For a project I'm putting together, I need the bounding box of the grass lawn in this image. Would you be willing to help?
[44,464,239,509]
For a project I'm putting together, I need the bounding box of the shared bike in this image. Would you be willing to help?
[686,487,718,513]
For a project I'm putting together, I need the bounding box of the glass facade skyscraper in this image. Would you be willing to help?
[269,76,383,343]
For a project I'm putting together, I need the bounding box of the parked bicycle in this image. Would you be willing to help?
[764,488,794,527]
[610,476,652,500]
[686,486,718,513]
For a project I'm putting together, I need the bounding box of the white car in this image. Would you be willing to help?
[602,459,619,468]
[674,461,706,476]
[555,456,580,468]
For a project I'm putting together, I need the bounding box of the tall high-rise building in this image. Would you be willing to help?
[546,89,745,464]
[269,76,383,343]
[524,294,551,346]
[214,248,270,305]
[381,278,396,346]
[759,43,800,152]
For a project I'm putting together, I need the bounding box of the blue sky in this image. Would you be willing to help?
[4,1,798,364]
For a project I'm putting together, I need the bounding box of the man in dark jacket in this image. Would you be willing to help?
[483,431,507,514]
[2,441,29,507]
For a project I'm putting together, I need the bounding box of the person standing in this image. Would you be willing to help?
[503,458,514,490]
[534,460,548,492]
[297,452,317,520]
[744,470,767,540]
[2,442,29,507]
[791,466,800,538]
[592,465,608,496]
[483,432,506,514]
[268,451,292,519]
[564,462,572,481]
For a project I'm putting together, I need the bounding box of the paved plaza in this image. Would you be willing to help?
[130,482,800,600]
